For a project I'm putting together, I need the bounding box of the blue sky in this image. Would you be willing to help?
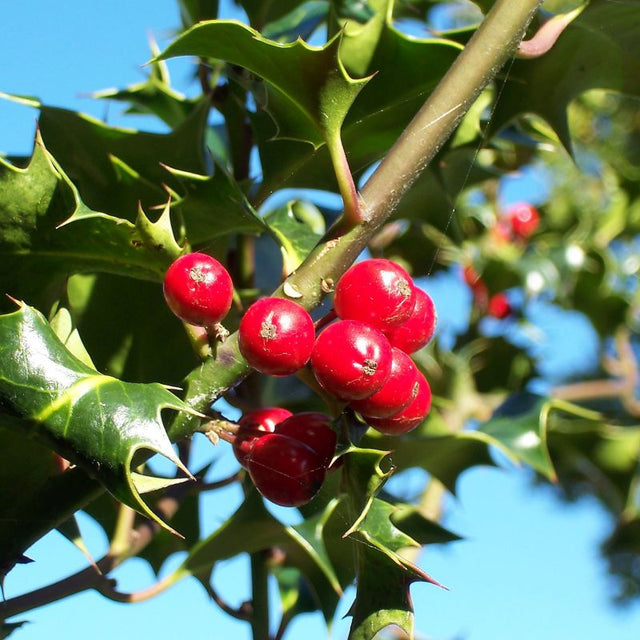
[2,2,640,639]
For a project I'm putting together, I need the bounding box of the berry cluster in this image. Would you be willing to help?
[232,409,336,507]
[163,254,437,507]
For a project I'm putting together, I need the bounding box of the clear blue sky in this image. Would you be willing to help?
[2,2,640,639]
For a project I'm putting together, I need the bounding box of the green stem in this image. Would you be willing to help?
[249,551,271,640]
[358,0,542,221]
[326,131,362,228]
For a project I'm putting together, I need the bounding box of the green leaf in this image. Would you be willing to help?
[493,0,640,150]
[0,303,197,533]
[66,273,198,386]
[56,515,99,572]
[363,426,496,494]
[264,201,324,274]
[262,1,329,42]
[156,20,368,147]
[252,16,462,200]
[341,446,395,535]
[0,136,181,314]
[345,498,444,640]
[237,0,315,30]
[35,99,210,217]
[166,164,267,245]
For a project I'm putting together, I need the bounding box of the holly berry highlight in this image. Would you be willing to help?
[163,254,437,507]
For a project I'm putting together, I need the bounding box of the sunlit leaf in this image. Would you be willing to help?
[0,304,196,533]
[156,21,368,147]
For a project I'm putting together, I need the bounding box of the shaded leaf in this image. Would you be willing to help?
[262,1,329,42]
[1,621,28,639]
[492,0,640,150]
[35,99,210,217]
[0,303,196,533]
[166,164,266,245]
[94,45,198,128]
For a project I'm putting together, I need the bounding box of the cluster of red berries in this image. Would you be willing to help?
[232,408,336,507]
[163,254,437,506]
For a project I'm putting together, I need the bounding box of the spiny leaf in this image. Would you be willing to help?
[56,516,100,573]
[0,135,180,315]
[156,20,369,147]
[35,99,210,217]
[0,303,196,533]
[165,164,267,245]
[341,446,395,535]
[492,0,640,151]
[252,11,462,200]
[344,498,444,640]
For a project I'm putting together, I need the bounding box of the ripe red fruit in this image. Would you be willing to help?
[238,298,315,376]
[506,202,540,239]
[247,433,326,507]
[487,292,512,319]
[350,347,419,419]
[366,371,432,435]
[232,407,293,468]
[275,412,337,467]
[383,288,437,354]
[333,259,416,331]
[311,320,393,401]
[163,252,233,327]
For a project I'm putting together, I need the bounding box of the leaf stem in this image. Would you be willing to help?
[326,131,363,228]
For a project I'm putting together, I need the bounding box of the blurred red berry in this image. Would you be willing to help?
[487,292,512,319]
[506,202,540,239]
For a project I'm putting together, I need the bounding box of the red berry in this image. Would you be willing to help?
[238,298,315,376]
[334,259,416,331]
[383,288,437,354]
[350,347,419,419]
[506,202,540,239]
[311,320,393,401]
[275,412,337,467]
[366,371,432,435]
[233,407,293,468]
[247,433,326,507]
[487,292,512,319]
[163,252,233,326]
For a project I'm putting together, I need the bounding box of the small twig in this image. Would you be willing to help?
[209,584,253,621]
[194,470,244,493]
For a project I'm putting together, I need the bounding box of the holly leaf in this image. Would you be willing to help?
[0,135,182,314]
[166,164,267,245]
[341,446,395,535]
[0,303,197,533]
[251,13,462,200]
[32,99,210,217]
[345,498,444,640]
[156,21,368,148]
[492,0,640,150]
